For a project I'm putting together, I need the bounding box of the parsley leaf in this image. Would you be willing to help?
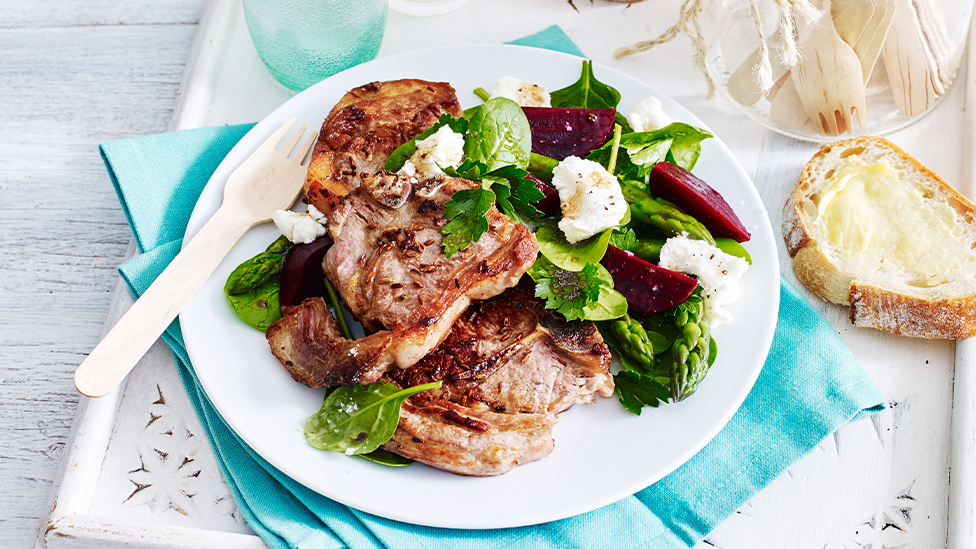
[441,162,545,256]
[485,164,545,227]
[441,187,495,258]
[609,227,639,253]
[613,370,670,414]
[532,260,604,321]
[528,255,629,322]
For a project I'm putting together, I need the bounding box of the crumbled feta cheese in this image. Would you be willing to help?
[489,76,551,107]
[550,156,628,244]
[272,209,326,244]
[627,96,672,133]
[397,125,465,181]
[658,235,749,327]
[306,204,327,224]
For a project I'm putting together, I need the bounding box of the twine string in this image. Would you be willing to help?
[615,0,822,98]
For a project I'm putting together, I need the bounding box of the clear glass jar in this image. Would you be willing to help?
[702,0,973,142]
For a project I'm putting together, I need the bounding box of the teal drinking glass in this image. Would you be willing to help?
[242,0,388,92]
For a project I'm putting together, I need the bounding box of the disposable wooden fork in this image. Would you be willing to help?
[74,118,317,398]
[791,0,868,136]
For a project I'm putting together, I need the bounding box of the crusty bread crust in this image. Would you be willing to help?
[783,136,976,339]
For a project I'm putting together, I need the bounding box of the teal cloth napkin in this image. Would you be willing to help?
[100,26,886,549]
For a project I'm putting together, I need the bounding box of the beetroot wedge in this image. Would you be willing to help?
[527,174,561,217]
[280,236,333,306]
[601,245,698,314]
[522,107,615,160]
[649,162,751,242]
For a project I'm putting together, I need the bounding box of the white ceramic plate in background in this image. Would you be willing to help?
[180,44,780,529]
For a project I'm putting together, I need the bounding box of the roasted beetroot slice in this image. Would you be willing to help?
[522,107,615,160]
[280,236,333,306]
[527,174,561,217]
[601,245,698,314]
[649,162,751,242]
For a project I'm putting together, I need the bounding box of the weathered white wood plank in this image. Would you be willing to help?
[0,2,204,546]
[0,0,201,28]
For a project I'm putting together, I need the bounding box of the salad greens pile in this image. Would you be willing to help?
[223,60,752,463]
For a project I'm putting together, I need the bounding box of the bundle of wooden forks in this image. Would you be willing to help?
[729,0,954,137]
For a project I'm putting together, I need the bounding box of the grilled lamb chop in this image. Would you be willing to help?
[380,281,614,476]
[266,172,539,388]
[305,79,463,215]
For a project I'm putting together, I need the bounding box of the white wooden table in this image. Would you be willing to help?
[3,0,971,547]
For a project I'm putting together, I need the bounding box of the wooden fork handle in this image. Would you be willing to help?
[74,205,251,398]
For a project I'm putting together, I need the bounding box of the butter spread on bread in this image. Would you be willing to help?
[783,136,976,339]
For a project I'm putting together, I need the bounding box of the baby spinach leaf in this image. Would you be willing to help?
[582,281,629,321]
[305,381,441,455]
[358,448,414,467]
[550,60,621,110]
[385,114,468,172]
[224,275,282,331]
[715,238,752,264]
[464,97,531,171]
[589,122,713,178]
[528,152,559,183]
[535,220,612,272]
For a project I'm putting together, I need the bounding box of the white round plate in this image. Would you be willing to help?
[180,44,780,529]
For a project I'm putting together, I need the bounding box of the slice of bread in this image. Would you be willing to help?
[783,136,976,339]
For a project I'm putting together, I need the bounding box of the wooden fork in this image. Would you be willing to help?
[74,118,317,398]
[791,0,868,136]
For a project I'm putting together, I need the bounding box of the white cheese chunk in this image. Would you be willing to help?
[550,156,628,244]
[658,235,749,328]
[272,209,326,244]
[489,76,551,107]
[398,124,465,181]
[627,96,672,133]
[306,204,327,224]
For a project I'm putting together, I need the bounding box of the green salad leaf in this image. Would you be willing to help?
[305,381,441,456]
[224,236,291,331]
[609,227,639,252]
[613,369,671,415]
[464,97,532,171]
[529,256,627,322]
[441,185,495,258]
[535,221,612,272]
[477,164,545,227]
[440,160,544,256]
[589,123,713,178]
[716,238,752,264]
[358,448,414,466]
[550,59,621,110]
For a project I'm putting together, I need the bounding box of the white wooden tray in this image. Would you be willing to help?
[36,0,974,546]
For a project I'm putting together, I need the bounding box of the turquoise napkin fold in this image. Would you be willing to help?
[100,26,886,549]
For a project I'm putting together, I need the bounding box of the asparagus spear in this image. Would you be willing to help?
[665,286,712,402]
[620,180,715,245]
[225,235,291,296]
